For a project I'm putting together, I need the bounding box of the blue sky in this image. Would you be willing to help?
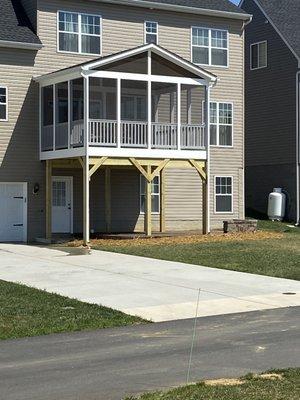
[230,0,240,4]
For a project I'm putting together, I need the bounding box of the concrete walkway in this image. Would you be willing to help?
[0,243,299,321]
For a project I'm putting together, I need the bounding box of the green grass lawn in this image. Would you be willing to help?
[94,221,300,280]
[0,280,146,340]
[126,369,300,400]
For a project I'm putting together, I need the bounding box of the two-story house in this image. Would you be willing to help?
[241,0,300,224]
[0,0,251,244]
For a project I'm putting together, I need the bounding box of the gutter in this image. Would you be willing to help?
[0,40,42,51]
[91,0,252,21]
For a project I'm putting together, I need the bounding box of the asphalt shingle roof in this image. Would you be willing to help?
[138,0,248,15]
[0,0,41,45]
[255,0,300,60]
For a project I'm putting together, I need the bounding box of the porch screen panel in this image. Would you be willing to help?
[55,82,68,149]
[41,85,54,151]
[121,80,147,148]
[89,78,117,146]
[71,78,84,147]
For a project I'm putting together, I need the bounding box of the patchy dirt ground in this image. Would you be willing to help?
[68,230,283,248]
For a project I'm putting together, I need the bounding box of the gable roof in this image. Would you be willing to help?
[36,43,217,84]
[0,0,42,49]
[95,0,251,20]
[242,0,300,62]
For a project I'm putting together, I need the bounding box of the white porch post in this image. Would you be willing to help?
[68,80,71,149]
[187,88,192,124]
[83,76,90,245]
[53,84,56,151]
[204,84,211,234]
[147,50,152,149]
[117,78,121,148]
[177,83,181,150]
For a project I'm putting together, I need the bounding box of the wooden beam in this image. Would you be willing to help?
[105,167,111,233]
[45,160,52,240]
[150,159,170,181]
[202,180,208,235]
[145,164,152,236]
[160,168,166,233]
[89,156,108,179]
[129,158,151,182]
[189,159,207,181]
[78,157,84,168]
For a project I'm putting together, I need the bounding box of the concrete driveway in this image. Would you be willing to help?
[0,243,299,322]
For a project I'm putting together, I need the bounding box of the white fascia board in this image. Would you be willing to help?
[0,40,42,50]
[83,44,217,82]
[34,68,82,86]
[91,0,252,21]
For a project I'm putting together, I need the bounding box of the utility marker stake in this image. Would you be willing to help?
[186,288,201,385]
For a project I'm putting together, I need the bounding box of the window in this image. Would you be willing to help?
[215,177,233,213]
[251,41,267,70]
[145,21,158,44]
[58,11,101,55]
[122,95,147,121]
[192,27,228,67]
[0,87,8,121]
[140,175,160,214]
[210,102,233,146]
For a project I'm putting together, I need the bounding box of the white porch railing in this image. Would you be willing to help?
[71,120,84,147]
[152,123,178,149]
[121,121,148,148]
[90,119,117,146]
[181,124,205,149]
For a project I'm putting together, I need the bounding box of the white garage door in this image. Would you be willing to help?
[0,183,27,242]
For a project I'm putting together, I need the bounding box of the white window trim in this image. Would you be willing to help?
[144,21,158,45]
[250,40,267,71]
[0,86,8,121]
[191,26,229,68]
[139,174,160,215]
[208,101,234,148]
[57,10,102,56]
[214,175,234,214]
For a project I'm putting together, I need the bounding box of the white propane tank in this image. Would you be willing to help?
[268,188,286,221]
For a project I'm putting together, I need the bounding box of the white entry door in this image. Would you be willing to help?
[52,177,73,233]
[0,183,27,242]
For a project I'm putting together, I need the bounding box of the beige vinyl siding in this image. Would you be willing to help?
[0,48,45,240]
[0,0,245,238]
[20,0,37,31]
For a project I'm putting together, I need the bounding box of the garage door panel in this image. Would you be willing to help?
[0,183,26,242]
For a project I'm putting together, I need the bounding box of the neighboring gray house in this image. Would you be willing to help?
[0,0,251,244]
[241,0,300,224]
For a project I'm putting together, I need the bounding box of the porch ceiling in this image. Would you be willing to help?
[35,43,217,86]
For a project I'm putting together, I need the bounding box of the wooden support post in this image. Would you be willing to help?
[83,156,90,246]
[160,168,166,233]
[202,179,208,235]
[105,167,111,233]
[144,165,152,237]
[45,160,52,240]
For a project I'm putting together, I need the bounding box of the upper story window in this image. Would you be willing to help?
[210,102,233,147]
[0,87,8,121]
[192,27,228,67]
[58,11,101,55]
[251,41,267,70]
[145,21,158,44]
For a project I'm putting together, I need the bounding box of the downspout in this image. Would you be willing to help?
[296,70,300,225]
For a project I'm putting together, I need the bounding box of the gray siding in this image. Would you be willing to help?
[242,0,298,220]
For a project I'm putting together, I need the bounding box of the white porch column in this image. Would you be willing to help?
[147,50,152,149]
[68,80,71,149]
[204,84,211,234]
[117,78,121,148]
[53,84,56,151]
[177,83,181,150]
[187,88,192,125]
[83,76,90,245]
